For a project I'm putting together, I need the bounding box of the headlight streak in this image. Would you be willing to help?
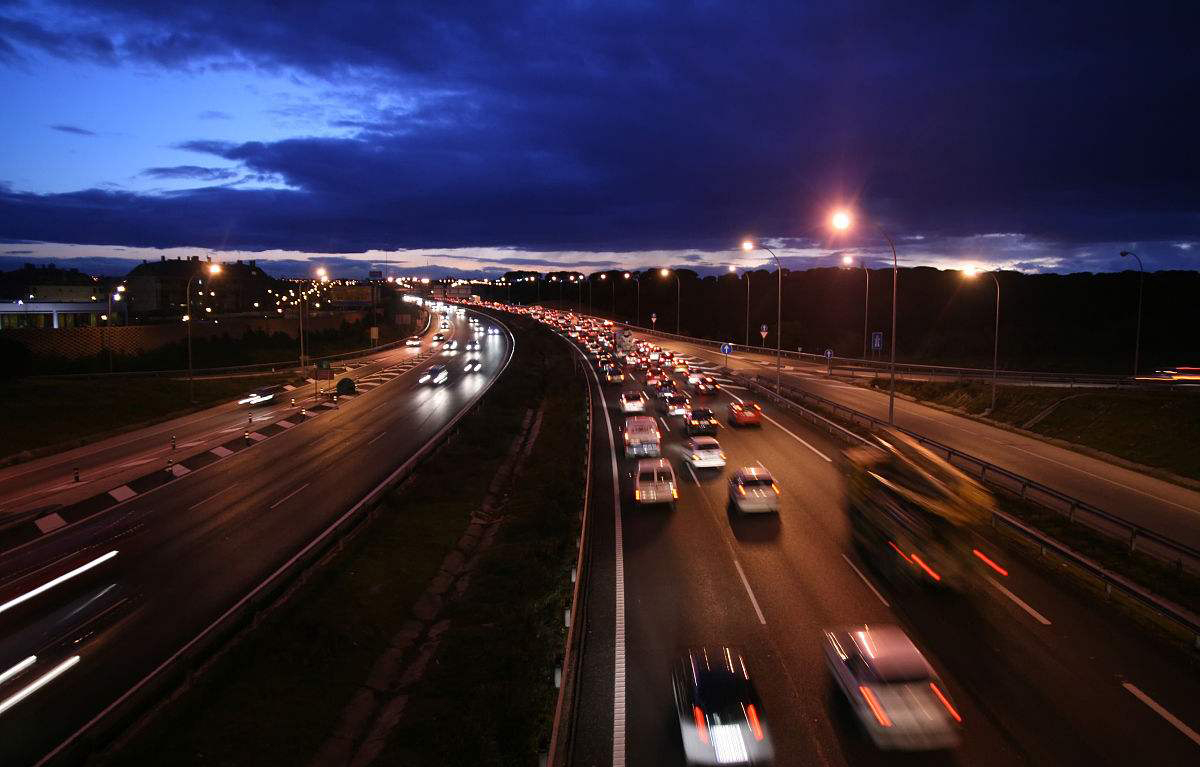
[0,656,81,716]
[0,551,119,616]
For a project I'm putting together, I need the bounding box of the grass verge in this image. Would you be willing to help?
[870,379,1200,482]
[0,372,302,462]
[109,316,585,766]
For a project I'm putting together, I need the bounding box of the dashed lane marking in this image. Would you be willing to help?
[841,554,890,607]
[108,485,136,502]
[985,575,1051,625]
[35,514,66,534]
[1122,682,1200,747]
[733,560,767,625]
[210,446,233,458]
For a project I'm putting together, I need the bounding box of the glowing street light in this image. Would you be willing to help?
[841,256,871,358]
[740,238,784,391]
[963,265,1002,412]
[624,271,641,326]
[186,262,223,402]
[831,210,852,231]
[659,268,681,333]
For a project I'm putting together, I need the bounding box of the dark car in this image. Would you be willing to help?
[671,647,774,765]
[685,408,719,436]
[692,376,719,396]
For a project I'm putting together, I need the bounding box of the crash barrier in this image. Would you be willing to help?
[734,374,1200,648]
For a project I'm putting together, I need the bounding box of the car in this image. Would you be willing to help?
[405,336,421,347]
[728,401,762,426]
[604,366,626,384]
[432,332,445,345]
[238,383,285,406]
[620,390,647,414]
[465,340,480,351]
[623,415,661,458]
[419,364,449,385]
[728,467,779,513]
[661,393,691,417]
[645,371,667,388]
[684,437,725,469]
[442,339,459,353]
[440,320,450,329]
[823,625,962,750]
[693,377,719,396]
[654,381,679,400]
[684,408,719,436]
[487,326,500,335]
[687,371,706,385]
[671,647,774,766]
[634,458,677,505]
[463,360,482,373]
[673,359,690,374]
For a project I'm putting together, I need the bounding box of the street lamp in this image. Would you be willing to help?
[963,265,1002,412]
[842,255,870,359]
[624,272,640,326]
[600,273,615,315]
[1119,251,1144,377]
[741,239,784,392]
[186,263,222,402]
[830,210,901,424]
[728,263,752,347]
[659,267,680,333]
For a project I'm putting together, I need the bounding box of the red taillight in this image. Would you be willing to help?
[693,706,709,744]
[746,703,764,741]
[972,548,1008,576]
[910,552,942,582]
[771,483,781,495]
[671,484,679,499]
[930,682,962,723]
[887,540,911,563]
[737,484,746,496]
[859,685,893,727]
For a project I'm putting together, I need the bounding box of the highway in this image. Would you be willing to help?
[0,308,512,766]
[561,322,1200,767]
[626,332,1200,552]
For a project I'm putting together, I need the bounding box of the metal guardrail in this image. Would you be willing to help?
[37,308,506,766]
[734,374,1200,647]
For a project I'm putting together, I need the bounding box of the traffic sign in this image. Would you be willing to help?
[825,348,833,359]
[720,343,733,355]
[759,323,768,341]
[871,331,883,352]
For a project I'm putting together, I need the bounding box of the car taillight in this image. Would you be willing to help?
[737,485,746,496]
[693,706,709,744]
[859,685,893,727]
[692,453,700,460]
[930,682,962,723]
[671,484,678,499]
[771,483,781,494]
[719,452,726,459]
[634,489,641,500]
[746,703,764,741]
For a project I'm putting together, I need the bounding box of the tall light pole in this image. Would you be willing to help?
[624,272,640,326]
[963,266,1001,412]
[741,240,784,392]
[105,284,125,372]
[659,268,681,333]
[600,273,614,315]
[186,263,222,403]
[831,210,900,424]
[1119,251,1144,377]
[842,255,870,359]
[727,264,751,347]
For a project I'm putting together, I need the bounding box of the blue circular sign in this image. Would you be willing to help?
[720,343,732,354]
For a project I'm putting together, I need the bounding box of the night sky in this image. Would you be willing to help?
[1,1,1197,277]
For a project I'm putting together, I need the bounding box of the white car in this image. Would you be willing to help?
[405,336,421,347]
[634,458,677,506]
[442,340,459,353]
[465,340,480,351]
[684,437,725,469]
[440,320,450,329]
[823,625,962,750]
[419,364,449,385]
[486,326,499,335]
[620,390,646,414]
[463,360,482,373]
[728,467,780,513]
[623,415,661,458]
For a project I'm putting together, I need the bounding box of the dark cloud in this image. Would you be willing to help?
[140,165,239,181]
[197,109,231,120]
[1,1,1198,266]
[50,124,95,136]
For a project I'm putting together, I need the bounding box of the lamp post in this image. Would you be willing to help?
[741,240,784,392]
[105,284,125,372]
[1119,251,1144,377]
[842,255,870,359]
[659,268,681,333]
[624,272,640,326]
[186,263,222,403]
[600,273,614,316]
[728,264,751,347]
[831,210,900,424]
[963,266,1001,412]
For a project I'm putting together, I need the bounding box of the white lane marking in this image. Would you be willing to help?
[0,551,118,616]
[367,431,387,446]
[210,446,233,457]
[840,554,890,607]
[188,483,239,510]
[723,385,749,390]
[985,575,1051,625]
[269,481,310,510]
[0,655,36,686]
[35,514,66,534]
[108,485,136,502]
[733,560,767,625]
[247,432,267,442]
[0,656,81,716]
[277,420,295,429]
[1122,682,1200,747]
[760,413,832,463]
[115,457,154,470]
[685,461,700,485]
[169,464,191,478]
[658,416,671,432]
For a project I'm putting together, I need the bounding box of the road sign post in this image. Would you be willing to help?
[825,348,834,375]
[871,331,883,359]
[650,312,657,330]
[720,342,732,369]
[759,323,768,346]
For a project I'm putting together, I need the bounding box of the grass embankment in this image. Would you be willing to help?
[0,372,302,463]
[112,316,585,766]
[870,379,1200,481]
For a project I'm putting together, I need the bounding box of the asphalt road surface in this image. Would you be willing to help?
[565,329,1200,767]
[0,308,512,766]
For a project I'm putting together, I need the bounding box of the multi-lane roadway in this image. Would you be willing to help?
[0,308,511,765]
[563,322,1200,767]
